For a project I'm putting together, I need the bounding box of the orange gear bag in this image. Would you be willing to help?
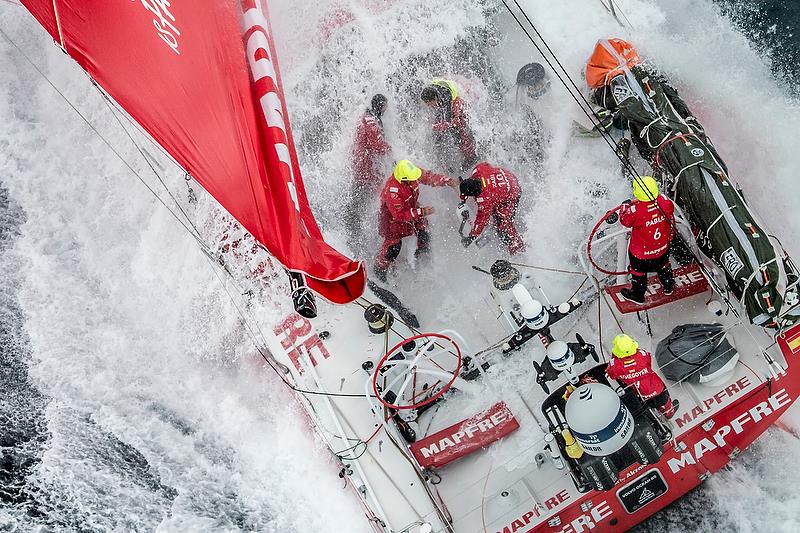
[585,38,642,89]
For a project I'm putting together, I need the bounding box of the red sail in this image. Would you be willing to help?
[19,0,365,303]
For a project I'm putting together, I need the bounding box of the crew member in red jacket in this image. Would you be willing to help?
[458,162,524,255]
[374,160,455,282]
[421,79,478,171]
[606,334,678,418]
[618,176,675,304]
[347,94,391,246]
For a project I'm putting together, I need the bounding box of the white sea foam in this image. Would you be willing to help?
[1,0,799,531]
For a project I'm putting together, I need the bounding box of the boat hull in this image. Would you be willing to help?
[524,357,800,533]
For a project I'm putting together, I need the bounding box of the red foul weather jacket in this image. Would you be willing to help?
[379,170,451,240]
[605,349,666,400]
[619,195,675,260]
[433,96,477,163]
[463,163,521,239]
[352,112,390,187]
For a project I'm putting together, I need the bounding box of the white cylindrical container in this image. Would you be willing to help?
[513,284,550,329]
[546,341,575,371]
[565,383,634,456]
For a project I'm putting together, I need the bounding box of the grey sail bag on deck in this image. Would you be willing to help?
[655,323,738,384]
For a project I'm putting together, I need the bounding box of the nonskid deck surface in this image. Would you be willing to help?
[267,258,787,532]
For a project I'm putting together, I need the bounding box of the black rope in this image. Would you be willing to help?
[2,23,375,403]
[95,84,203,241]
[501,0,686,284]
[0,26,212,245]
[503,0,639,178]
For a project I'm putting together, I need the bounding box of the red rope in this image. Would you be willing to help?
[587,205,629,276]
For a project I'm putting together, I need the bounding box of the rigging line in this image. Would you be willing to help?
[593,275,624,332]
[499,0,607,138]
[596,292,608,361]
[505,0,678,235]
[94,83,206,245]
[534,5,693,238]
[609,0,635,29]
[203,251,373,400]
[597,0,626,29]
[509,262,585,276]
[0,26,209,248]
[2,21,375,406]
[502,0,682,242]
[508,0,656,198]
[99,90,188,178]
[568,275,590,301]
[502,0,627,163]
[92,78,291,359]
[479,460,493,533]
[4,19,273,368]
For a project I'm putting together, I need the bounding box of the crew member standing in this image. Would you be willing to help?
[421,79,478,171]
[618,176,675,304]
[459,162,524,255]
[606,334,678,418]
[374,160,455,282]
[347,94,391,248]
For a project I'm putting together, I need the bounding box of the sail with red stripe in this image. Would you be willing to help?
[19,0,365,304]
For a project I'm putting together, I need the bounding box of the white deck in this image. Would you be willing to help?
[264,262,788,533]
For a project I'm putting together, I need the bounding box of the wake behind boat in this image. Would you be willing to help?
[8,0,800,532]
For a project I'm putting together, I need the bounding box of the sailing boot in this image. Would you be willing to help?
[373,266,388,284]
[657,263,675,295]
[414,229,431,263]
[620,274,647,304]
[374,241,402,283]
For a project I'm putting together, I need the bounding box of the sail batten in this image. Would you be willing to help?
[20,0,366,304]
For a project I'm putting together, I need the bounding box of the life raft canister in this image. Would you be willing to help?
[585,38,642,89]
[565,383,634,456]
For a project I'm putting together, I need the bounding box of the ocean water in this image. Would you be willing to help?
[1,0,800,532]
[715,0,800,93]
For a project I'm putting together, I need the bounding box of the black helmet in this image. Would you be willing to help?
[420,86,438,102]
[516,62,546,86]
[459,178,483,197]
[371,93,388,117]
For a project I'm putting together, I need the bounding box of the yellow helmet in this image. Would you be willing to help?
[612,334,639,358]
[633,176,659,202]
[432,78,458,101]
[393,160,423,182]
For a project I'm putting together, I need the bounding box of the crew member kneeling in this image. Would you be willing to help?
[374,160,454,282]
[619,176,675,304]
[459,162,524,255]
[606,334,678,418]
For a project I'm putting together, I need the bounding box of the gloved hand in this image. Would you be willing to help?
[421,206,435,217]
[461,236,475,248]
[457,202,470,219]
